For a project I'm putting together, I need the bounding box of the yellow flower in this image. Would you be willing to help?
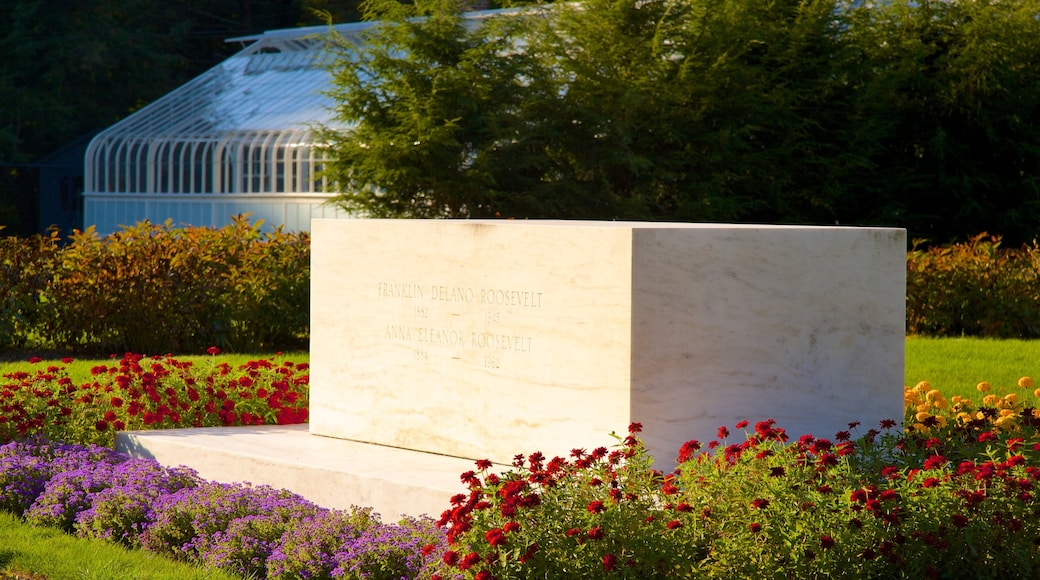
[1004,393,1019,406]
[977,382,991,393]
[934,415,947,428]
[1034,387,1040,399]
[915,411,932,422]
[994,414,1018,430]
[1000,408,1017,418]
[983,394,999,406]
[957,412,973,424]
[917,402,930,413]
[932,397,948,410]
[1019,376,1035,389]
[914,381,932,394]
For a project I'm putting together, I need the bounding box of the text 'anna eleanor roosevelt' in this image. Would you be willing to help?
[384,325,532,352]
[377,282,543,308]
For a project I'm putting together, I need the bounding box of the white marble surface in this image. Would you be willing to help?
[310,220,906,466]
[115,425,478,518]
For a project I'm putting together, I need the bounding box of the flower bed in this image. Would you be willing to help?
[3,355,1040,578]
[0,437,448,579]
[1,351,309,447]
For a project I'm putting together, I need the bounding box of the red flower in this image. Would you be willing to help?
[587,526,605,540]
[978,431,997,443]
[28,357,42,364]
[752,498,769,509]
[476,459,493,471]
[503,521,520,533]
[923,455,947,470]
[717,426,730,439]
[677,440,701,462]
[206,346,221,356]
[459,552,481,570]
[442,551,459,566]
[602,553,618,571]
[475,572,493,580]
[820,535,835,549]
[485,528,507,547]
[735,420,749,429]
[95,420,109,431]
[749,522,762,533]
[951,514,969,528]
[666,520,683,530]
[587,500,606,513]
[628,422,642,433]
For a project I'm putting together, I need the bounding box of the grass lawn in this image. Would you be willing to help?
[0,511,238,580]
[0,351,309,387]
[904,336,1040,400]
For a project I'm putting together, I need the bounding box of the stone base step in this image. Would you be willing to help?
[114,425,476,520]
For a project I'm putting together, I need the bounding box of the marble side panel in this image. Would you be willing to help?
[310,220,906,466]
[629,227,906,462]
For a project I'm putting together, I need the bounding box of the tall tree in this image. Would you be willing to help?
[320,0,1040,244]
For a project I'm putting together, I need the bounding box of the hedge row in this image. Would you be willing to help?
[0,216,309,354]
[3,224,1039,353]
[907,233,1040,338]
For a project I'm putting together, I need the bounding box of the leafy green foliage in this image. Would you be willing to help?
[0,217,310,355]
[907,233,1040,338]
[0,227,60,350]
[322,0,1040,244]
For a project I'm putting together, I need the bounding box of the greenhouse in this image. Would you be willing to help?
[82,20,373,235]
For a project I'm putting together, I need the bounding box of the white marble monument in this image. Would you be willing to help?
[310,220,906,466]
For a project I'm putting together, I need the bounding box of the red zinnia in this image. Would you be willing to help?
[588,500,606,513]
[442,551,459,566]
[752,498,769,509]
[820,535,835,549]
[485,528,507,547]
[459,552,481,570]
[602,553,618,571]
[666,520,683,530]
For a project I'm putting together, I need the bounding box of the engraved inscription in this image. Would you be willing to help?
[377,281,542,370]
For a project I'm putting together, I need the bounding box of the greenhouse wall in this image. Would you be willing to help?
[83,193,349,235]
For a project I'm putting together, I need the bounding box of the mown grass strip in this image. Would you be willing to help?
[0,511,240,580]
[905,336,1040,400]
[0,352,309,387]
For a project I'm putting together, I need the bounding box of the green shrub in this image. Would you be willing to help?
[906,233,1040,338]
[0,215,310,355]
[0,227,60,351]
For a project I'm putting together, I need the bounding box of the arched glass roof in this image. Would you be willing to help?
[85,9,515,200]
[84,22,373,197]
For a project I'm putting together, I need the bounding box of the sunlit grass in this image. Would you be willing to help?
[0,352,309,386]
[905,336,1040,402]
[0,511,239,580]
